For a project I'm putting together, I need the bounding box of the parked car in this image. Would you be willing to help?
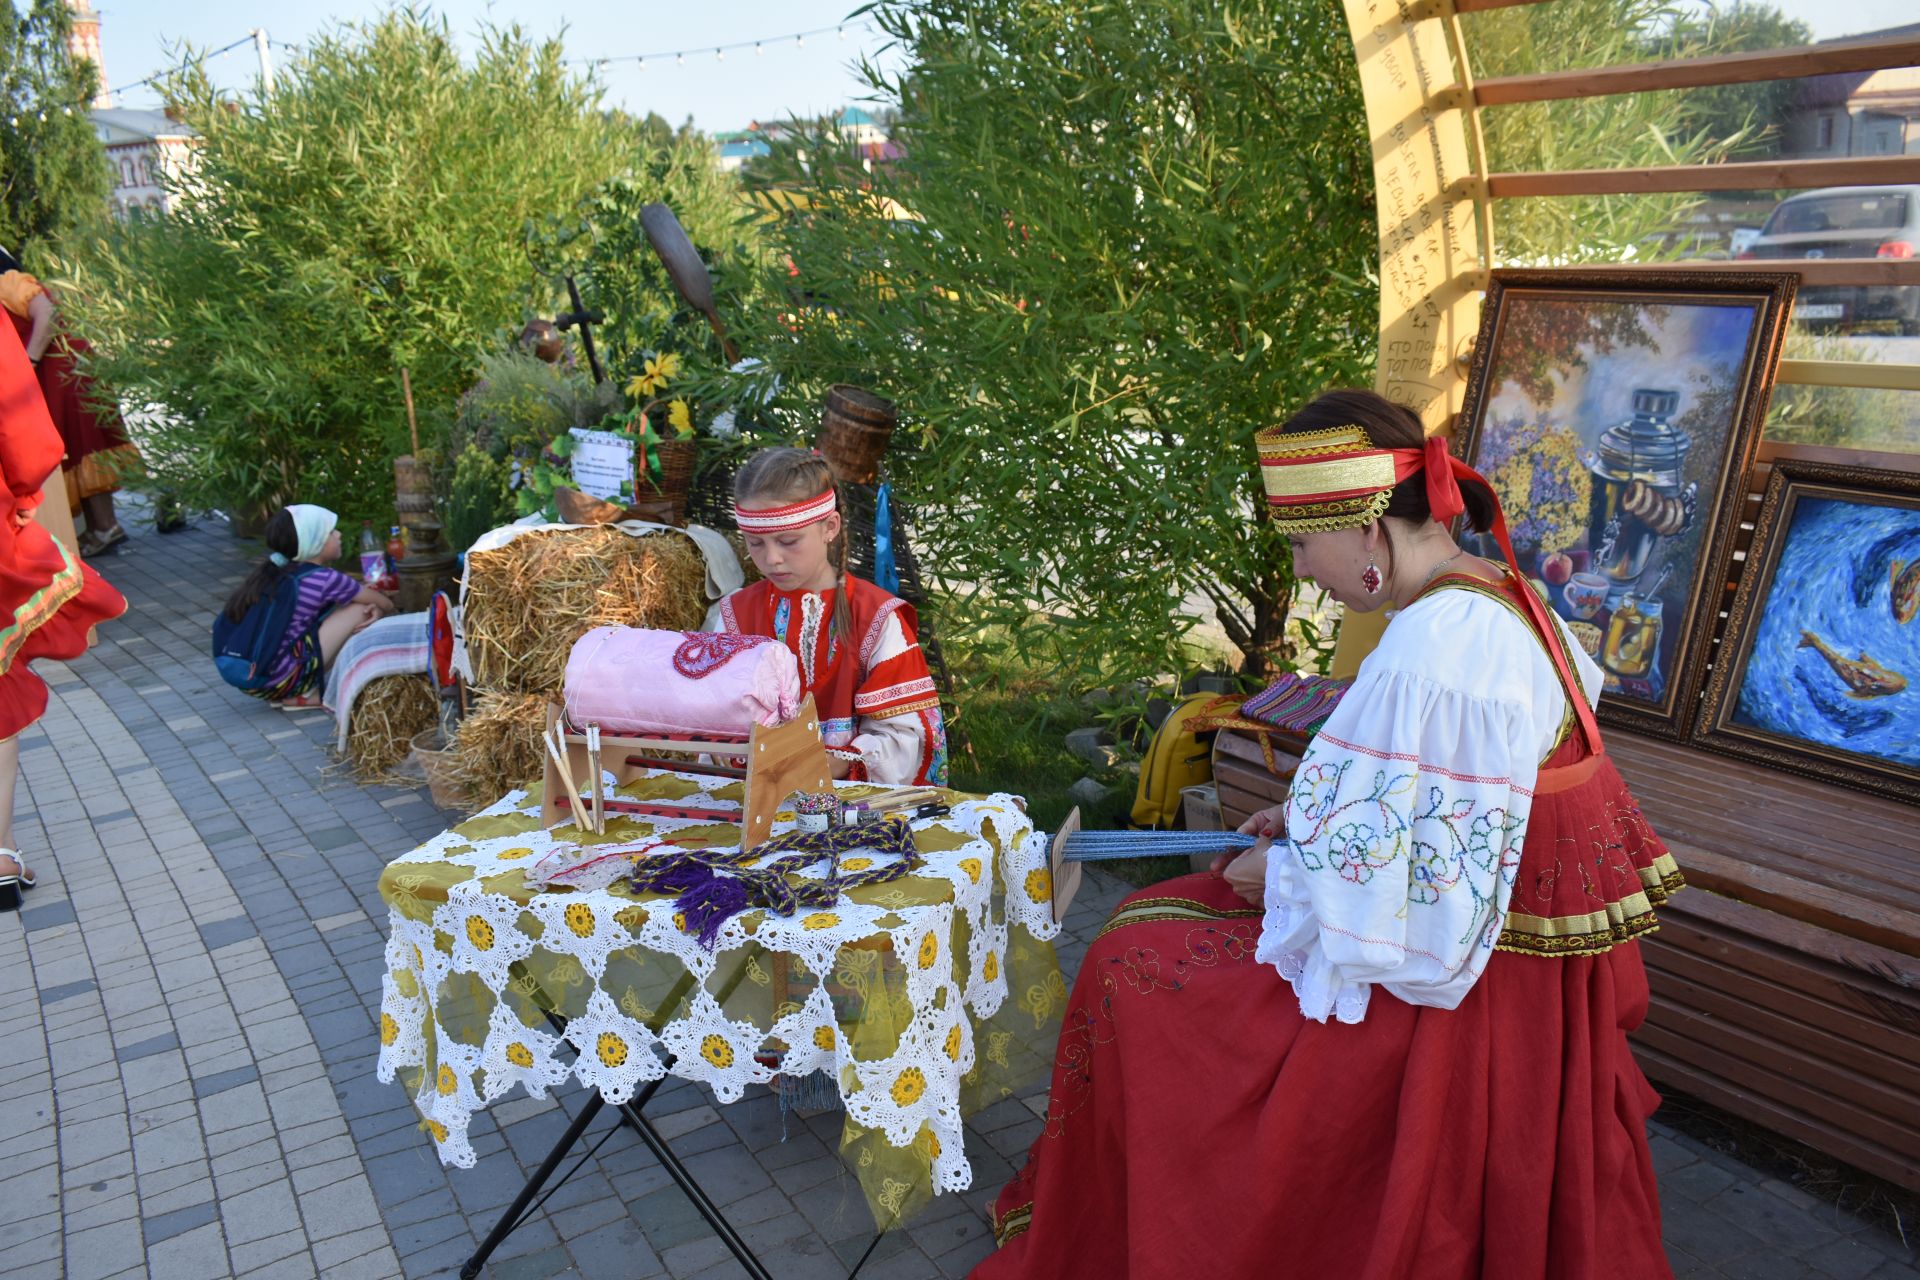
[1738,185,1920,334]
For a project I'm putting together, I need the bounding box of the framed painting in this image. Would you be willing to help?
[1695,459,1920,804]
[1454,269,1797,739]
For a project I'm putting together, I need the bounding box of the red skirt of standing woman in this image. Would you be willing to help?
[976,737,1684,1280]
[2,272,139,510]
[0,320,126,739]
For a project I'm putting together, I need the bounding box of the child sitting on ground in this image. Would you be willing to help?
[707,448,948,785]
[219,504,394,709]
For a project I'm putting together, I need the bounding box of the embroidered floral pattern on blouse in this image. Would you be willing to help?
[1288,758,1526,927]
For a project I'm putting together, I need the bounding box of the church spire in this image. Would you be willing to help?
[66,0,113,109]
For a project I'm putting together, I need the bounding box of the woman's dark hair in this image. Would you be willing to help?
[1276,388,1498,576]
[0,246,21,275]
[221,509,300,623]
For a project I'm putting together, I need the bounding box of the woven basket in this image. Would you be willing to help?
[816,385,897,486]
[636,439,697,523]
[411,727,470,812]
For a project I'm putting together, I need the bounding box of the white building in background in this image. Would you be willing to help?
[92,109,199,218]
[65,0,202,218]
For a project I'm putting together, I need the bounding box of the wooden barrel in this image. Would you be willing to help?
[816,385,897,485]
[394,455,435,518]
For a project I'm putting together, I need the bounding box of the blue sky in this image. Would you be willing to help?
[79,0,1919,133]
[86,1,905,133]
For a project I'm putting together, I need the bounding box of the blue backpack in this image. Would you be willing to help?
[212,566,315,691]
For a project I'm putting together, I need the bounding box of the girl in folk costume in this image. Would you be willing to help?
[976,390,1682,1280]
[0,321,127,909]
[708,448,948,786]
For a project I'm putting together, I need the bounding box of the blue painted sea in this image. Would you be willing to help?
[1731,495,1920,768]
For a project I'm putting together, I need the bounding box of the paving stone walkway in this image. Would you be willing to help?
[2,516,1917,1279]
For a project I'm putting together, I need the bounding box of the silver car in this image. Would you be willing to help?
[1737,185,1920,334]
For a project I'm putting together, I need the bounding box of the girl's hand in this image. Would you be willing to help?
[1221,846,1267,907]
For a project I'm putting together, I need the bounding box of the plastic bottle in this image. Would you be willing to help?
[387,525,406,567]
[358,521,383,581]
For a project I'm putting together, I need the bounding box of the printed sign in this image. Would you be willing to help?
[569,428,636,502]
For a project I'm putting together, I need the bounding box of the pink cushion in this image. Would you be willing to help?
[563,627,801,736]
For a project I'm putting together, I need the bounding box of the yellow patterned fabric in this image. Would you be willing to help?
[375,770,1063,1226]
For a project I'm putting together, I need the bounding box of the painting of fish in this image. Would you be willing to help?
[1893,559,1920,625]
[1699,458,1920,804]
[1796,631,1907,699]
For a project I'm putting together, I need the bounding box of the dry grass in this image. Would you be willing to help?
[445,690,550,807]
[344,675,440,781]
[462,526,709,693]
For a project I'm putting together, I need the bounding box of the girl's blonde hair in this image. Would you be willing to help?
[735,447,854,643]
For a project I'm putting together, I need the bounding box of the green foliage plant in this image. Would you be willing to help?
[0,0,111,258]
[739,0,1380,686]
[53,10,626,526]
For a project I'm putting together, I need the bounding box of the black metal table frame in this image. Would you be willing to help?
[458,956,894,1279]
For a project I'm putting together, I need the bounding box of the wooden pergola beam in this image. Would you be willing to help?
[1487,154,1920,197]
[1568,260,1920,287]
[1475,35,1920,105]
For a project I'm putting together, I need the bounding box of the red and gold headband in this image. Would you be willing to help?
[1254,425,1470,534]
[734,488,837,534]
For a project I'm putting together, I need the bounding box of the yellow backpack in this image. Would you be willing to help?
[1129,692,1219,830]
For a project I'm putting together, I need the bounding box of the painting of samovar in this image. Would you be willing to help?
[1587,388,1697,604]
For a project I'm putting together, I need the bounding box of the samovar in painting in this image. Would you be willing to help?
[1586,388,1696,679]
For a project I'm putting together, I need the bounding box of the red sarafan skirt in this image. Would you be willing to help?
[0,530,126,740]
[976,743,1682,1280]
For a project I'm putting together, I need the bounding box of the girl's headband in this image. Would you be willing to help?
[734,488,837,534]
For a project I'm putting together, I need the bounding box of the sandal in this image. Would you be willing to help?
[79,526,127,558]
[274,694,328,712]
[0,849,32,912]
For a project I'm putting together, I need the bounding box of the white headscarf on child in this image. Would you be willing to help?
[287,504,339,563]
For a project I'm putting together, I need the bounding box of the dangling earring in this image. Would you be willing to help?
[1361,555,1382,596]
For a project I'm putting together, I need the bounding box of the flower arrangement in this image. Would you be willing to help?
[1480,418,1591,555]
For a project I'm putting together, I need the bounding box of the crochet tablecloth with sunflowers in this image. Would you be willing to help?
[375,769,1065,1223]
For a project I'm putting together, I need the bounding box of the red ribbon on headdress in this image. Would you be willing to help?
[1388,437,1603,755]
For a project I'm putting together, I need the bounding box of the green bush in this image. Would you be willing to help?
[445,446,512,553]
[54,11,627,526]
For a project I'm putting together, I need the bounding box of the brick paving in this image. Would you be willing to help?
[0,515,1915,1279]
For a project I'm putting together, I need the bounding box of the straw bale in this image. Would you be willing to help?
[463,526,709,693]
[446,690,551,806]
[344,675,440,781]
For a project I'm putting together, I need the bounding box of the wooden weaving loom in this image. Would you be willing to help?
[539,694,835,849]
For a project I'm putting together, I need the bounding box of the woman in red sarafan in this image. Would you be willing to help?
[0,246,140,557]
[0,319,128,909]
[975,389,1681,1280]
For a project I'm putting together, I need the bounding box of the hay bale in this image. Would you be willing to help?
[463,526,709,693]
[446,690,550,806]
[345,675,440,781]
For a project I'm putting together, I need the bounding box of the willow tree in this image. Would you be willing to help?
[740,0,1379,684]
[56,12,626,524]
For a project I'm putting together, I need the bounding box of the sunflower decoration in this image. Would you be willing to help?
[625,351,681,399]
[1480,419,1592,556]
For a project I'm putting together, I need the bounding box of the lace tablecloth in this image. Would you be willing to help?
[375,769,1064,1220]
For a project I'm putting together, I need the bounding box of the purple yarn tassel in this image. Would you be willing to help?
[675,872,754,949]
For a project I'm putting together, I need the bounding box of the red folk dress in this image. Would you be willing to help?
[977,571,1682,1280]
[713,574,948,786]
[0,320,127,739]
[1,271,139,512]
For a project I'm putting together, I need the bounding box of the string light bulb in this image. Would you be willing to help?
[796,34,804,48]
[676,52,684,65]
[715,47,723,61]
[637,57,645,71]
[754,42,763,56]
[838,25,846,38]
